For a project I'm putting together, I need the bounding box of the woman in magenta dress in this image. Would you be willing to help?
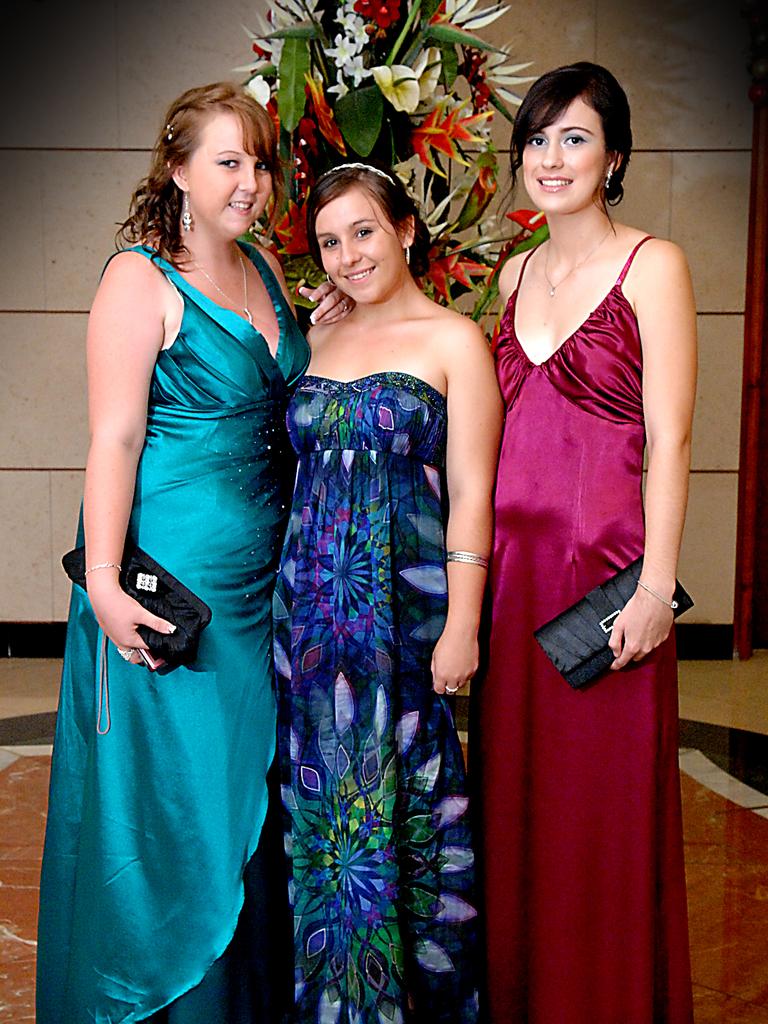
[471,63,697,1023]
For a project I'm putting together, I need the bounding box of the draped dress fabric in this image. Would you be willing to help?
[37,243,309,1024]
[274,372,479,1024]
[471,238,693,1023]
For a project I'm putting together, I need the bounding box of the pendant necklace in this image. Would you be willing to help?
[195,253,253,325]
[543,228,613,298]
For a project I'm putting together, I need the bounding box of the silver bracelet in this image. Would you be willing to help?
[636,579,678,610]
[446,550,489,569]
[84,562,122,576]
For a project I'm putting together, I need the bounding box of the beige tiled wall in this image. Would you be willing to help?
[0,0,753,624]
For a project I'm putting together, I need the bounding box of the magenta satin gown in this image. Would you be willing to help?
[472,238,693,1023]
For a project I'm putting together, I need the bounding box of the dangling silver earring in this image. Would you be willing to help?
[605,168,613,191]
[405,246,411,266]
[181,191,193,232]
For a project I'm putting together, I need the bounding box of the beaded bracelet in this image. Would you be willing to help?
[84,562,122,576]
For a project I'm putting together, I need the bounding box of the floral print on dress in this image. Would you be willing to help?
[274,373,479,1024]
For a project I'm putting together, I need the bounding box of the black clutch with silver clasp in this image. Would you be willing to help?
[533,556,693,689]
[62,544,212,668]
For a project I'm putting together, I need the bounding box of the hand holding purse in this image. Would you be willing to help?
[533,557,693,689]
[62,544,212,669]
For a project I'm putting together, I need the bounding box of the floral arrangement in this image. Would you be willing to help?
[242,0,547,321]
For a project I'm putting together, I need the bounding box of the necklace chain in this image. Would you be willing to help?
[543,228,613,298]
[195,254,253,325]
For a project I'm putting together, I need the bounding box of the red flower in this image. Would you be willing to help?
[293,116,321,198]
[461,49,491,112]
[354,0,401,29]
[274,201,309,255]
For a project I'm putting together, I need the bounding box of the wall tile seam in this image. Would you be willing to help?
[0,148,152,153]
[0,148,752,155]
[47,471,54,620]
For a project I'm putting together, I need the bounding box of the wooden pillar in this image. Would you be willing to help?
[733,1,768,659]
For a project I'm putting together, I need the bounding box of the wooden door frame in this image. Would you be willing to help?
[734,6,768,659]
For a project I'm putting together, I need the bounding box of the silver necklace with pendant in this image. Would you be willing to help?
[195,253,253,325]
[543,228,613,298]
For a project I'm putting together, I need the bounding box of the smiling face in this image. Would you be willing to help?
[314,185,414,303]
[172,111,273,240]
[522,95,614,215]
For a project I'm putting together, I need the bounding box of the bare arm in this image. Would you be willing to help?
[610,240,697,669]
[258,245,352,324]
[83,252,176,652]
[431,321,503,694]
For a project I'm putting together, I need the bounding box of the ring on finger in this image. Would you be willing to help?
[445,685,459,694]
[116,645,135,661]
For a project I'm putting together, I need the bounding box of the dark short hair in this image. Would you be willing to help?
[306,163,431,277]
[510,62,632,207]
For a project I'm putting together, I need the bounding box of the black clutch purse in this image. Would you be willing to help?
[533,557,693,689]
[62,544,212,668]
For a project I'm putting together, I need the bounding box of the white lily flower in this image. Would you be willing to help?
[412,47,442,102]
[245,75,272,107]
[372,65,420,114]
[338,10,367,48]
[326,33,360,68]
[328,74,350,99]
[346,55,373,87]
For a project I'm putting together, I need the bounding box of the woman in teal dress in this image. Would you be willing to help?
[273,164,503,1022]
[37,83,344,1023]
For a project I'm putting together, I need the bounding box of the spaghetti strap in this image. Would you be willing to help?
[616,235,654,286]
[513,245,538,297]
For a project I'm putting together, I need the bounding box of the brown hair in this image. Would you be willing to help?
[306,163,432,277]
[510,62,632,209]
[118,82,281,266]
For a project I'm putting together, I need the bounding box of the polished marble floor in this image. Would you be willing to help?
[1,655,767,1022]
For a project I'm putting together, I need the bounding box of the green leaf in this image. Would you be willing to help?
[424,23,506,54]
[277,37,310,133]
[512,223,549,255]
[487,86,515,125]
[440,43,458,90]
[334,86,384,157]
[421,0,442,18]
[265,20,320,40]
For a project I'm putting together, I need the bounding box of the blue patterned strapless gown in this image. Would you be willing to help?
[274,372,479,1024]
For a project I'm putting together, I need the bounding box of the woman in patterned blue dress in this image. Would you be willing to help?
[273,164,503,1023]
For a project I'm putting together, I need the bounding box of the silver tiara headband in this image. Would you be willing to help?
[317,162,396,185]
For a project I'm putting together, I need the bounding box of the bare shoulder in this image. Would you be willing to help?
[94,250,171,318]
[100,249,167,289]
[253,243,287,283]
[624,236,691,298]
[498,249,531,304]
[428,304,488,352]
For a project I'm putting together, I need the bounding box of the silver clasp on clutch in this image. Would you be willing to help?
[136,573,158,593]
[599,609,621,633]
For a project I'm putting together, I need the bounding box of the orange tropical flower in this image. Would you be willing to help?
[425,248,490,302]
[305,75,347,156]
[411,101,492,174]
[275,200,309,255]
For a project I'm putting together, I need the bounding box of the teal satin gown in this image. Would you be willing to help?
[37,243,310,1023]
